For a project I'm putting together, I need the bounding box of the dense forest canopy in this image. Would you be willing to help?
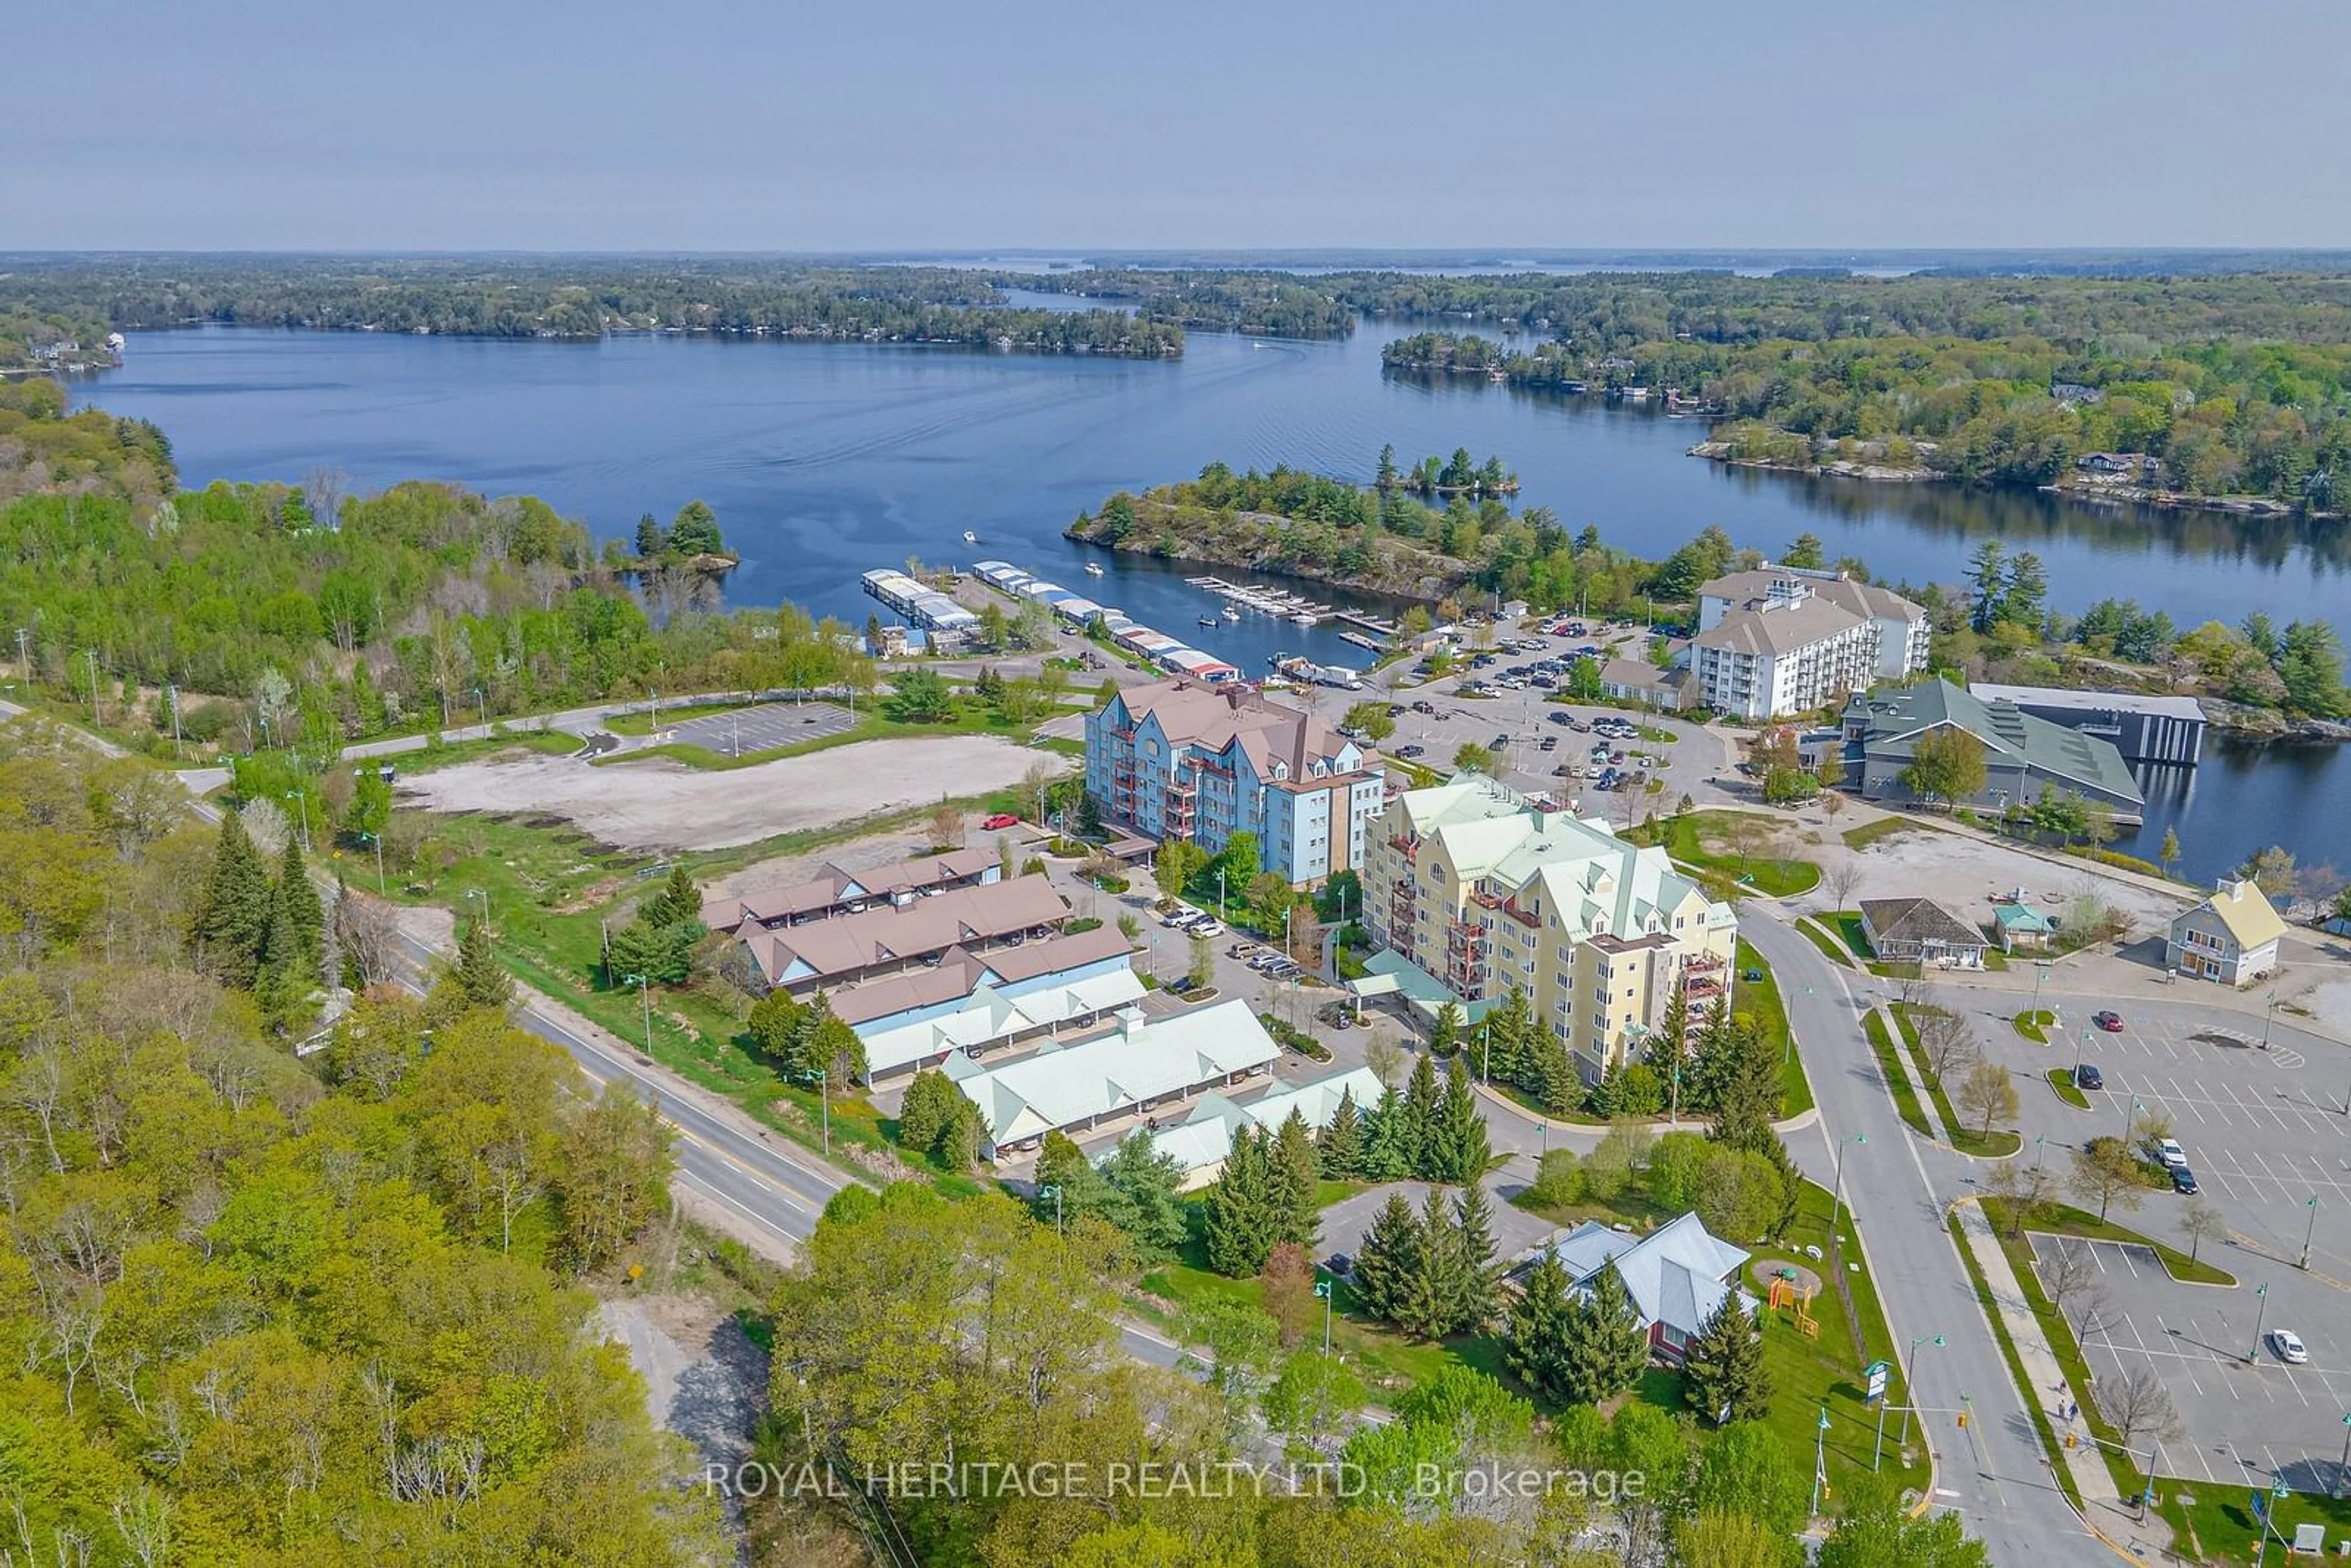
[0,257,1180,356]
[0,722,713,1564]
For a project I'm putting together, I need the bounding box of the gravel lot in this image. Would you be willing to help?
[400,735,1066,851]
[1828,820,2191,935]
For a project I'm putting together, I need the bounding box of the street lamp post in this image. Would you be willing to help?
[474,686,488,733]
[359,830,386,893]
[2250,1283,2270,1364]
[2263,988,2279,1050]
[2303,1196,2320,1271]
[818,1065,831,1155]
[2121,1095,2143,1147]
[1810,1406,1829,1519]
[1040,1182,1062,1236]
[1829,1133,1867,1239]
[1315,1278,1333,1352]
[465,887,492,938]
[1899,1334,1944,1447]
[284,789,311,853]
[2337,1413,2351,1501]
[622,972,653,1054]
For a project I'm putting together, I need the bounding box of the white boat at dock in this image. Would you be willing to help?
[1084,562,1104,576]
[1221,606,1241,621]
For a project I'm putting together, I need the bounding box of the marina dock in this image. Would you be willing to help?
[1185,575,1401,641]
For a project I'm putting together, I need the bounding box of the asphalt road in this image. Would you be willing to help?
[1744,918,2115,1566]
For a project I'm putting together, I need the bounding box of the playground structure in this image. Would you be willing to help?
[1768,1268,1821,1340]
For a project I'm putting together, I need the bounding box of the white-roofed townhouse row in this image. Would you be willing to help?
[1131,1065,1386,1190]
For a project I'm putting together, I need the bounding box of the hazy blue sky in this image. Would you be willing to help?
[9,0,2346,251]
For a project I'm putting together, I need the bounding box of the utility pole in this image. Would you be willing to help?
[1810,1406,1829,1519]
[167,683,182,759]
[1315,1278,1332,1352]
[84,648,99,723]
[819,1065,831,1155]
[1829,1133,1866,1238]
[2303,1196,2320,1270]
[2249,1282,2269,1364]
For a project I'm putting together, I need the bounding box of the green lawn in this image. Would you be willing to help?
[1733,937,1813,1119]
[2159,1482,2351,1564]
[1892,1006,2022,1158]
[1730,1178,1929,1500]
[1983,1197,2235,1287]
[2044,1068,2092,1111]
[1840,816,1949,852]
[2013,1009,2055,1043]
[372,728,583,775]
[1643,811,1821,898]
[1828,910,1873,961]
[1944,1207,2085,1513]
[1794,917,1856,970]
[1863,1011,1933,1139]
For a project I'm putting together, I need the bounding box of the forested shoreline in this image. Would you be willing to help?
[0,258,1180,356]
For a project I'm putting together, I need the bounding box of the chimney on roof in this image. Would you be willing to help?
[1116,1005,1146,1040]
[1224,686,1247,711]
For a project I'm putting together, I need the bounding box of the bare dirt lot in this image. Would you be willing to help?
[1828,820,2191,936]
[399,735,1066,852]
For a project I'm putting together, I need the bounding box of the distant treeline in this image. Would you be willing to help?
[1347,272,2351,505]
[0,257,1182,356]
[1018,269,1354,337]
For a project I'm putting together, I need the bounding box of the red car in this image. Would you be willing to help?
[981,812,1021,830]
[2093,1011,2125,1032]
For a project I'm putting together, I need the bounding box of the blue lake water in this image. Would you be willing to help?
[71,320,2351,882]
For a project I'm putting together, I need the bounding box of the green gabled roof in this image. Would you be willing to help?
[1850,679,2143,806]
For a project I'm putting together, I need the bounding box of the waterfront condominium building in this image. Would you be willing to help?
[1359,776,1737,1083]
[1085,678,1386,885]
[1691,567,1930,720]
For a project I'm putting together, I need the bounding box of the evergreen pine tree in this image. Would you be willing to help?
[1487,986,1535,1093]
[1429,1063,1492,1184]
[1318,1089,1364,1178]
[1429,999,1464,1059]
[1451,1179,1501,1332]
[1099,1131,1190,1262]
[1350,1191,1424,1323]
[276,831,324,980]
[1682,1296,1772,1425]
[1652,982,1692,1098]
[1504,1249,1577,1401]
[454,915,514,1011]
[1561,1263,1653,1405]
[193,809,274,988]
[1270,1109,1321,1250]
[1397,1185,1464,1340]
[1201,1127,1277,1277]
[643,863,700,928]
[1534,1028,1583,1116]
[1360,1085,1410,1180]
[1400,1055,1441,1176]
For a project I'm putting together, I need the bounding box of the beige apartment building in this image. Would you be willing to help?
[1360,777,1738,1083]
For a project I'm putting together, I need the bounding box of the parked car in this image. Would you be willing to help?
[2153,1137,2188,1168]
[2074,1063,2104,1090]
[1540,736,1559,751]
[1165,977,1194,994]
[2093,1011,2125,1032]
[1411,700,1436,714]
[2270,1329,2309,1364]
[1190,918,1224,937]
[1490,733,1510,750]
[2172,1166,2200,1194]
[1397,744,1425,758]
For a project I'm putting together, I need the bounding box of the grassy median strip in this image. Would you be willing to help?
[1733,937,1814,1119]
[2013,1008,2054,1043]
[1793,916,1854,969]
[2045,1068,2091,1111]
[1894,1006,2022,1158]
[1864,1010,1933,1139]
[1943,1207,2085,1514]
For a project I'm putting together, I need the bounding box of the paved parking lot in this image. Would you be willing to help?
[2033,1232,2351,1493]
[1321,1175,1561,1266]
[663,700,857,756]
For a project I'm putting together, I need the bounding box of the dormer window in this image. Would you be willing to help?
[1272,762,1289,781]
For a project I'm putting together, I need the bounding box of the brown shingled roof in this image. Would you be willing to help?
[702,846,997,933]
[741,874,1069,986]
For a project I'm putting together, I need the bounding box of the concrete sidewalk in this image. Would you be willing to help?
[1952,1198,2172,1561]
